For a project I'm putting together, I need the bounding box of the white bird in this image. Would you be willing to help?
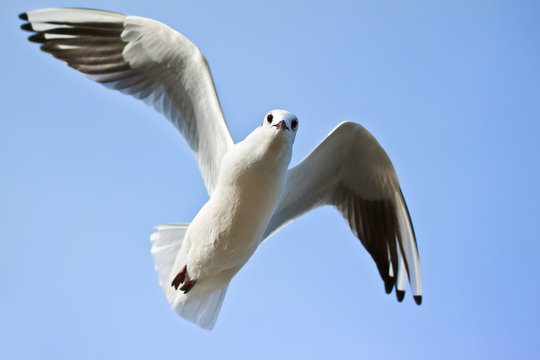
[20,8,422,330]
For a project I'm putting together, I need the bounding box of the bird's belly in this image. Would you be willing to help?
[185,180,281,277]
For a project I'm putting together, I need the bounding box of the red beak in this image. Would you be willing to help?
[273,120,289,131]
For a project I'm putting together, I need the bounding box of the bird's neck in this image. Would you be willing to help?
[215,129,292,192]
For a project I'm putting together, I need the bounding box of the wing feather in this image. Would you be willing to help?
[264,121,422,304]
[20,8,234,194]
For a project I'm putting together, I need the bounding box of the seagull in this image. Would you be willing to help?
[20,8,422,330]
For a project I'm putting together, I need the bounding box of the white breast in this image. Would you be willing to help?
[176,127,293,279]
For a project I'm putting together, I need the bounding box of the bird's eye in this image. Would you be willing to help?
[291,119,298,130]
[266,114,273,123]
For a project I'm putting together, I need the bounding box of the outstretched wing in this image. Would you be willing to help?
[263,122,422,304]
[20,8,233,195]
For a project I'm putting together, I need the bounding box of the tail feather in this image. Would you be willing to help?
[150,223,189,290]
[150,223,229,330]
[173,279,228,329]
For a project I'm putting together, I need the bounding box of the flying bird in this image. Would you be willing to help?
[19,8,422,330]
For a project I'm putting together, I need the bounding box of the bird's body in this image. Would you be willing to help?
[164,112,295,324]
[181,117,293,275]
[20,7,423,330]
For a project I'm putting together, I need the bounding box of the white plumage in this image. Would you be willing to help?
[20,7,422,330]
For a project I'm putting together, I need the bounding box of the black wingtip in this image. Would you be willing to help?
[384,278,394,294]
[20,22,33,32]
[396,290,405,302]
[28,33,46,43]
[19,12,28,21]
[414,295,422,305]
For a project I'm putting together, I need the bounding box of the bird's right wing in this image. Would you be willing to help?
[263,122,422,304]
[20,8,233,195]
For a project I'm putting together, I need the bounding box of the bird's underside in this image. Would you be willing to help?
[20,7,423,329]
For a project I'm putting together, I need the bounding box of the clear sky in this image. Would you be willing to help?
[1,1,539,359]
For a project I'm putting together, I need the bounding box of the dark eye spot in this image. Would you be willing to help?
[267,114,273,123]
[291,119,298,130]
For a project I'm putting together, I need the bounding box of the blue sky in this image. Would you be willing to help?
[1,1,539,359]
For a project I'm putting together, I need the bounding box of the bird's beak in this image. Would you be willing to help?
[273,120,289,131]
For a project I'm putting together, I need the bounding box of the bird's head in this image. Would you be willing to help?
[260,109,299,143]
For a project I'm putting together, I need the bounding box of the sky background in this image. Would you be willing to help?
[1,1,539,359]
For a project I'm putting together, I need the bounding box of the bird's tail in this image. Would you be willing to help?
[150,224,229,330]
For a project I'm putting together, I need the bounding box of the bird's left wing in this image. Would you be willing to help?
[263,122,422,304]
[19,8,233,195]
